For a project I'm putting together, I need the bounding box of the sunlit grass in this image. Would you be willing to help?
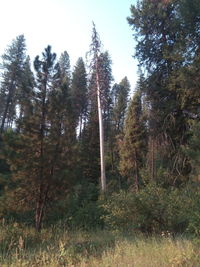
[81,237,199,267]
[0,222,199,266]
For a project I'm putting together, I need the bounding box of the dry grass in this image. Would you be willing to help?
[80,237,199,267]
[0,223,199,266]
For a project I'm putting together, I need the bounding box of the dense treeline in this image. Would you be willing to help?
[0,0,199,234]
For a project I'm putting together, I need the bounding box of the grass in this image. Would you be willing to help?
[0,222,200,266]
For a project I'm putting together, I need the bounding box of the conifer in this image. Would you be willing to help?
[119,89,147,190]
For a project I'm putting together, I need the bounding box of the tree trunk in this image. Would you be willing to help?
[0,82,15,133]
[35,185,45,232]
[35,184,49,232]
[79,115,83,138]
[96,63,106,193]
[35,199,44,232]
[134,149,139,191]
[151,137,156,180]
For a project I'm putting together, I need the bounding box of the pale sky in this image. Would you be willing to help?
[0,0,138,89]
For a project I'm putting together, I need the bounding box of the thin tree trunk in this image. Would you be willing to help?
[35,79,47,232]
[35,185,45,232]
[96,64,106,193]
[151,137,156,180]
[79,115,83,138]
[35,184,49,232]
[0,82,15,133]
[134,149,139,191]
[35,200,44,232]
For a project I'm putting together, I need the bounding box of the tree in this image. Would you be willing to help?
[98,51,113,141]
[119,89,147,190]
[59,51,71,79]
[112,77,130,134]
[0,35,27,132]
[3,46,75,231]
[127,0,193,184]
[71,57,88,138]
[17,56,35,127]
[59,51,76,143]
[87,23,107,193]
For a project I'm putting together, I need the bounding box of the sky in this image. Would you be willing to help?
[0,0,138,90]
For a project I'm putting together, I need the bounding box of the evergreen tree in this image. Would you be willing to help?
[0,35,27,132]
[59,51,71,80]
[97,51,113,140]
[185,120,200,179]
[127,0,193,183]
[119,89,147,190]
[71,57,87,137]
[112,77,130,134]
[86,23,107,193]
[3,46,74,231]
[17,56,35,125]
[80,88,100,185]
[105,77,131,188]
[59,51,76,143]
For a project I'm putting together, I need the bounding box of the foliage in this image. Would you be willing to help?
[102,183,195,234]
[0,3,200,236]
[48,183,104,230]
[111,77,130,134]
[127,0,200,184]
[71,57,87,137]
[0,35,27,132]
[119,89,147,190]
[184,120,200,178]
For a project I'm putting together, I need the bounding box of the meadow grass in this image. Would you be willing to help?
[0,222,200,266]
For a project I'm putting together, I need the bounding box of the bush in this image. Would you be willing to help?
[102,183,193,234]
[48,182,105,230]
[186,184,200,235]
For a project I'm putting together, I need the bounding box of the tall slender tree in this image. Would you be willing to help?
[0,35,27,132]
[119,89,147,190]
[112,77,130,134]
[71,57,88,138]
[88,23,107,193]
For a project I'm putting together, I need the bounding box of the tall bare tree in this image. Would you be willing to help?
[89,23,106,193]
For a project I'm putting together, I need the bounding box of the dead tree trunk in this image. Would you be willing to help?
[96,61,106,193]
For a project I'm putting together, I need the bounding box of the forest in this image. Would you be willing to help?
[0,0,200,266]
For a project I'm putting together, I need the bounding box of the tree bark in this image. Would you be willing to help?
[151,137,156,180]
[35,185,45,232]
[134,149,139,192]
[0,81,15,133]
[96,63,106,193]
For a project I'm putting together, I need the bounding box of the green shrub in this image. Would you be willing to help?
[102,183,193,234]
[48,182,105,230]
[186,185,200,235]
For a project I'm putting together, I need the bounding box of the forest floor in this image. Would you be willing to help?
[0,222,200,266]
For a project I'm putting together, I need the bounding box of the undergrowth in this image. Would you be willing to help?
[0,221,200,266]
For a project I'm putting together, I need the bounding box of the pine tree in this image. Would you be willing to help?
[71,57,87,138]
[86,23,107,193]
[0,35,27,132]
[59,51,71,79]
[127,0,192,183]
[17,56,35,126]
[119,89,147,190]
[98,51,113,141]
[59,51,76,143]
[80,91,100,185]
[3,46,74,231]
[112,77,130,134]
